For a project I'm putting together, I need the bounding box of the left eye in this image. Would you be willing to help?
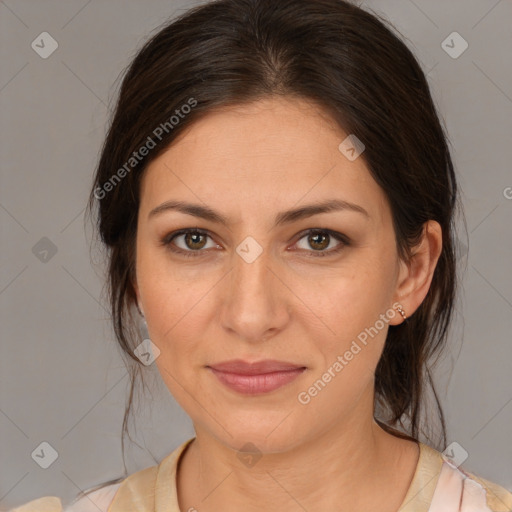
[293,229,348,257]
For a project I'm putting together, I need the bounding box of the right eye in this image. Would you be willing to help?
[160,228,220,258]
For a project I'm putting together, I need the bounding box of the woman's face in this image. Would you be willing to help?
[134,96,408,453]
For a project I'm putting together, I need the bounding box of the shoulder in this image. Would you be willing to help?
[95,437,195,510]
[9,439,195,512]
[10,496,63,511]
[463,471,512,512]
[421,443,512,512]
[10,478,131,512]
[11,467,158,512]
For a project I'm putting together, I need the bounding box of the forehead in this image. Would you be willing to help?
[140,97,388,226]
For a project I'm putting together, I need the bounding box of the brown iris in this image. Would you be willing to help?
[185,231,208,250]
[308,231,330,251]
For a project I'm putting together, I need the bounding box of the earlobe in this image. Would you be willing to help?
[393,302,407,322]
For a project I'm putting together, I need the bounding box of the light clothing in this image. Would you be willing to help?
[11,438,512,511]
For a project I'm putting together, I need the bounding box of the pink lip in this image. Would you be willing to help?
[207,359,306,395]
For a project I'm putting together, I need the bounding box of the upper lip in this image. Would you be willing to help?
[207,359,306,375]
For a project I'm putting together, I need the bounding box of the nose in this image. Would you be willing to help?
[219,246,291,344]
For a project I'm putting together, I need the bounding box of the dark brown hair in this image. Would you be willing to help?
[82,0,461,497]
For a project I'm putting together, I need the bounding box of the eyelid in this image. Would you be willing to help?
[290,228,349,257]
[160,228,220,257]
[160,227,349,258]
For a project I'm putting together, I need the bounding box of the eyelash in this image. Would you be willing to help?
[160,228,350,259]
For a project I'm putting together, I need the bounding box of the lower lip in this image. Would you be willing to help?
[208,367,306,395]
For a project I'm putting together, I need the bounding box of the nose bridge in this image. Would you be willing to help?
[232,248,271,297]
[219,244,289,341]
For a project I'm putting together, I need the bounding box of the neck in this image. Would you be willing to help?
[177,389,419,512]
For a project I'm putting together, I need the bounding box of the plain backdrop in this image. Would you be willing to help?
[1,0,511,509]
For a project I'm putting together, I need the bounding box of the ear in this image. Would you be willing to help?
[388,220,443,325]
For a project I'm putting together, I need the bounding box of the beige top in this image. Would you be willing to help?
[11,438,512,512]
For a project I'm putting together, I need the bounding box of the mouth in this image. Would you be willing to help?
[206,359,307,395]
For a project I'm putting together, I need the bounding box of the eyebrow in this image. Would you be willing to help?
[148,198,370,226]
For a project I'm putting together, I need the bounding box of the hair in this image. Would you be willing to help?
[81,0,462,499]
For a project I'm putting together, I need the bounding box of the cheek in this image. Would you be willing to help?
[137,243,203,331]
[296,272,394,416]
[298,260,396,396]
[296,255,393,336]
[143,279,204,358]
[136,252,184,360]
[137,265,219,393]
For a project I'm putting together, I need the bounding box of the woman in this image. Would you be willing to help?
[13,0,512,510]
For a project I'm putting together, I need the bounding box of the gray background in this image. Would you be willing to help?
[1,0,511,509]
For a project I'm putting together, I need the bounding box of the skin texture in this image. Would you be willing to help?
[133,96,442,511]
